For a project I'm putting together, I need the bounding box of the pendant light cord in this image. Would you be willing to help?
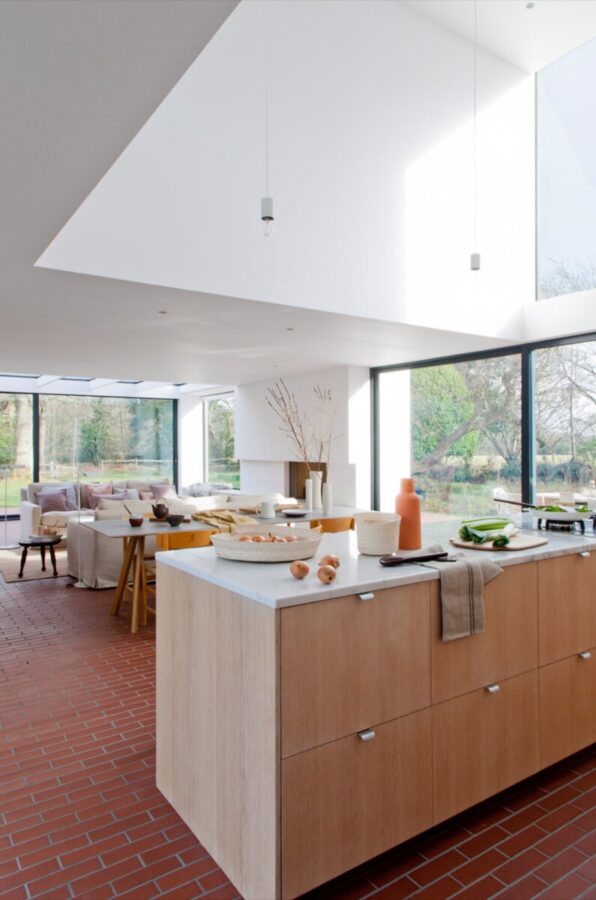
[264,3,270,197]
[473,0,478,252]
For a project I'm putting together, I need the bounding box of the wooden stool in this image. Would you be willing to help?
[18,535,62,578]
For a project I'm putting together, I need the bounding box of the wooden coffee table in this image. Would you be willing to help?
[18,535,62,578]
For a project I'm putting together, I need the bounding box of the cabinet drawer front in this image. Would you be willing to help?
[540,648,596,768]
[539,553,596,665]
[431,562,538,703]
[433,670,540,824]
[282,709,432,899]
[281,583,431,757]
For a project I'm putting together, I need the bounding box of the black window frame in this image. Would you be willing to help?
[370,331,596,510]
[0,391,178,518]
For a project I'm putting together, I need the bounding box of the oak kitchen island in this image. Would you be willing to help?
[155,528,596,899]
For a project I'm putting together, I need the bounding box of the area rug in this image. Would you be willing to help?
[0,544,68,583]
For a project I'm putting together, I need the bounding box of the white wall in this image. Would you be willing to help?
[39,0,534,344]
[235,366,371,507]
[177,395,204,488]
[524,288,596,343]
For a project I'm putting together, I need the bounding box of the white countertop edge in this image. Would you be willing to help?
[156,528,596,609]
[156,548,437,608]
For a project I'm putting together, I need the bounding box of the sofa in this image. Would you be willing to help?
[19,478,173,540]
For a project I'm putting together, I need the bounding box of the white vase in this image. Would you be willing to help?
[322,482,333,515]
[311,471,323,510]
[304,478,313,512]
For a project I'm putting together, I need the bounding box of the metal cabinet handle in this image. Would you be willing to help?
[578,551,591,558]
[358,729,376,742]
[358,592,375,601]
[578,651,592,660]
[485,684,501,694]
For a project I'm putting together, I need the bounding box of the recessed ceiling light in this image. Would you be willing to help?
[158,310,167,315]
[526,2,535,8]
[286,327,294,332]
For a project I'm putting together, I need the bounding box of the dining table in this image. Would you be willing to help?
[83,518,216,633]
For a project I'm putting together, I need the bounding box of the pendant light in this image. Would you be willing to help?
[470,0,480,271]
[261,7,274,237]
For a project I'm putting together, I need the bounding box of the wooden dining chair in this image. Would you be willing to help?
[310,517,355,533]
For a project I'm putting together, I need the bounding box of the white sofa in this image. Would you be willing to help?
[19,478,172,540]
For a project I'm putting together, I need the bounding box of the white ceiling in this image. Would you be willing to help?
[2,0,596,386]
[405,0,596,73]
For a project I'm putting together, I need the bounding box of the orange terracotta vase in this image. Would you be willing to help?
[395,477,422,550]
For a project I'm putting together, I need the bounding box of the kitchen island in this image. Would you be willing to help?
[155,527,596,899]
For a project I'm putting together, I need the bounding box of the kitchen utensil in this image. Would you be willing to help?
[152,501,169,519]
[128,517,144,527]
[257,500,276,519]
[379,550,452,567]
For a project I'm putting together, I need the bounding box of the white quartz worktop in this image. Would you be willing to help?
[156,522,596,609]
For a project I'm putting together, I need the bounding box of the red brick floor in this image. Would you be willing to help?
[0,569,594,900]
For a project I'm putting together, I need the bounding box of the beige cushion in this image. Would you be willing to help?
[95,507,128,521]
[122,500,154,517]
[126,478,169,492]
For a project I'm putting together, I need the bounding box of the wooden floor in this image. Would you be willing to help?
[0,533,594,899]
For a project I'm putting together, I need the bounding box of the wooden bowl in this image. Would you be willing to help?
[128,517,144,527]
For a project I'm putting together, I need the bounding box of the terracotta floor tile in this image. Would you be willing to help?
[537,873,593,899]
[409,850,467,887]
[534,847,587,884]
[453,848,508,885]
[497,874,548,899]
[575,856,596,883]
[453,874,503,899]
[493,848,548,885]
[413,875,461,898]
[1,572,595,900]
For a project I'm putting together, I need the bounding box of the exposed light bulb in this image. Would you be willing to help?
[261,196,274,238]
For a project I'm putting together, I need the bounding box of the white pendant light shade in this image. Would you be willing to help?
[261,196,274,237]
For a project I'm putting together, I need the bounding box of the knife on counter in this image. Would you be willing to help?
[379,550,455,567]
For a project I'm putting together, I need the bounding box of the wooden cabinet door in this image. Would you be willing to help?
[540,648,596,768]
[431,562,538,703]
[282,709,432,899]
[538,552,596,665]
[281,583,431,757]
[433,671,540,824]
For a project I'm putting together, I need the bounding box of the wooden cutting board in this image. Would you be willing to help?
[450,534,549,551]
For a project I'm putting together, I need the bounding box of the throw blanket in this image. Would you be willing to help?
[402,544,503,641]
[191,510,257,533]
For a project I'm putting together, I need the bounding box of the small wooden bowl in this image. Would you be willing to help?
[128,516,144,527]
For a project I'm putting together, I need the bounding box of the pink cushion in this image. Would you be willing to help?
[140,491,155,501]
[38,489,68,513]
[150,484,177,500]
[82,482,112,507]
[88,489,128,510]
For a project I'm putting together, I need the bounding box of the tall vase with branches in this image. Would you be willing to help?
[266,379,339,508]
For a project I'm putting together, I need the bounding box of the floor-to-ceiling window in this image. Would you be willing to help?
[39,395,175,485]
[374,335,596,516]
[535,340,596,501]
[205,395,239,488]
[376,353,522,518]
[537,37,596,299]
[0,394,33,514]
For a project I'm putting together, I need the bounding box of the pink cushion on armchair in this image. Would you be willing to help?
[38,489,68,513]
